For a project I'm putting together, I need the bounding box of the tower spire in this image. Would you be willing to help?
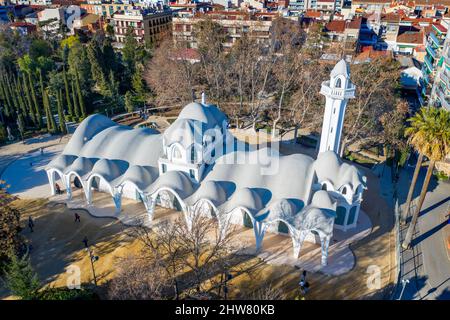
[318,60,356,156]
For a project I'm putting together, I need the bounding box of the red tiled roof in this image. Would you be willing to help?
[397,30,424,44]
[305,10,322,18]
[325,20,346,32]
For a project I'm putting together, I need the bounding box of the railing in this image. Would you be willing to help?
[320,82,356,99]
[429,32,442,48]
[424,55,434,73]
[426,45,437,60]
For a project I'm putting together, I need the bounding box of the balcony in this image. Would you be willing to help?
[426,45,437,60]
[320,81,356,100]
[440,69,450,88]
[437,87,450,111]
[424,55,434,72]
[429,32,443,47]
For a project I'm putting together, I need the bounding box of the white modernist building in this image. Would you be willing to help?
[45,60,366,266]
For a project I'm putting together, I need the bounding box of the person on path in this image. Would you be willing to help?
[75,212,81,223]
[28,216,34,233]
[55,183,61,195]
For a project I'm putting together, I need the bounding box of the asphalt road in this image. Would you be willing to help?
[397,164,450,300]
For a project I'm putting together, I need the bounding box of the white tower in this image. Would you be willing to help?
[318,59,356,155]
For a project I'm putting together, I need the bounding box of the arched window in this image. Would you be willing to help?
[342,186,347,195]
[335,78,342,88]
[172,146,182,159]
[321,183,327,191]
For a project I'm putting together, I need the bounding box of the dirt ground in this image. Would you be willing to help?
[1,177,395,300]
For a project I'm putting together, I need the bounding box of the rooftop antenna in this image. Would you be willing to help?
[201,91,206,104]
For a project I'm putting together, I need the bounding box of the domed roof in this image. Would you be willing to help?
[311,190,335,210]
[65,157,98,177]
[91,159,128,182]
[266,198,297,222]
[331,59,350,78]
[178,102,227,126]
[313,151,366,191]
[186,180,227,206]
[226,187,263,214]
[118,165,157,190]
[146,170,195,199]
[63,114,117,156]
[46,154,77,172]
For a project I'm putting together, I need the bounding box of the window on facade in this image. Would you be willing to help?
[321,183,327,191]
[191,146,197,163]
[335,78,342,88]
[189,169,195,179]
[173,147,182,159]
[162,164,167,173]
[342,187,347,195]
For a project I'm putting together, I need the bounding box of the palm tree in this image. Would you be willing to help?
[400,110,430,223]
[402,107,450,249]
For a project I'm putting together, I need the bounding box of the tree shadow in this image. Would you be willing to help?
[410,220,448,247]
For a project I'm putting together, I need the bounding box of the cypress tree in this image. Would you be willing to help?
[28,73,42,128]
[71,80,80,119]
[14,75,28,118]
[22,75,37,127]
[63,67,73,117]
[75,71,86,119]
[6,74,19,114]
[48,93,56,132]
[57,89,66,134]
[0,78,12,117]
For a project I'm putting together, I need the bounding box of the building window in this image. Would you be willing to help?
[173,146,182,159]
[162,164,167,173]
[335,78,342,88]
[342,186,347,195]
[321,183,327,191]
[189,169,195,179]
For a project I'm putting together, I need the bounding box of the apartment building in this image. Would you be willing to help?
[81,0,148,19]
[172,10,276,49]
[112,8,172,45]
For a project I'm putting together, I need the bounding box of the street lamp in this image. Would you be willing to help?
[398,279,410,300]
[82,236,99,286]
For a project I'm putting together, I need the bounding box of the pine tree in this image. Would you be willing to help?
[43,90,56,132]
[4,252,41,300]
[63,67,73,118]
[57,89,66,134]
[6,74,19,114]
[75,71,86,119]
[71,80,80,120]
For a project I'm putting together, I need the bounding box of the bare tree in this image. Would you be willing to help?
[107,253,169,300]
[340,56,401,156]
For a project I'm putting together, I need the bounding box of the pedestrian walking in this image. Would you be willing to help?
[55,183,61,195]
[28,216,34,233]
[82,236,89,248]
[75,212,81,222]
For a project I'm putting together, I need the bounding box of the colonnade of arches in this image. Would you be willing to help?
[47,169,334,266]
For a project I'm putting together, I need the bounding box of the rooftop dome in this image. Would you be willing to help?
[311,190,335,210]
[186,180,227,207]
[226,187,263,214]
[313,151,366,191]
[46,154,77,172]
[178,102,227,126]
[118,165,157,190]
[65,157,98,177]
[91,159,128,182]
[146,170,195,199]
[331,59,350,78]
